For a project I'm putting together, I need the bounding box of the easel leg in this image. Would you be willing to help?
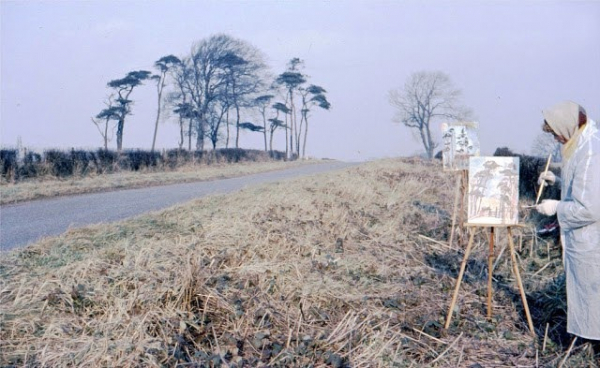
[457,170,468,247]
[445,228,476,329]
[449,174,462,248]
[507,227,535,336]
[487,227,495,320]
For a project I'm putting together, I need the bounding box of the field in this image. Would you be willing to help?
[0,158,596,367]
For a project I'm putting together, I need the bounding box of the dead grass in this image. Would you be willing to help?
[0,160,318,205]
[0,157,595,367]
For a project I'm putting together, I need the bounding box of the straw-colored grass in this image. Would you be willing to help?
[1,157,595,367]
[0,160,317,205]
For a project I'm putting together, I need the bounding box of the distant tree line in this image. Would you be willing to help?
[93,34,331,159]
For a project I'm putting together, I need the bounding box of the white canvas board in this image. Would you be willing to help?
[442,122,480,171]
[467,156,520,225]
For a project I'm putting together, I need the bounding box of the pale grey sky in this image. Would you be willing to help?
[1,0,599,161]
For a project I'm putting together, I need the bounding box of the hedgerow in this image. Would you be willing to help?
[0,148,286,182]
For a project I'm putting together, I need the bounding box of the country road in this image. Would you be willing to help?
[0,160,359,251]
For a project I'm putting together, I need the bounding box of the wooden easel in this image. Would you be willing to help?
[444,224,535,337]
[448,170,468,248]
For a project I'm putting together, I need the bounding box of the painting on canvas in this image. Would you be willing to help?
[467,156,520,225]
[442,122,480,171]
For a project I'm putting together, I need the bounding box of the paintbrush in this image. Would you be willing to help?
[535,153,553,205]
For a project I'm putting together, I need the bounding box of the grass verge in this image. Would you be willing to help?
[0,160,318,205]
[0,157,594,367]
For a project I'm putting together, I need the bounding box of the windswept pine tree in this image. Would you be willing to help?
[104,70,152,151]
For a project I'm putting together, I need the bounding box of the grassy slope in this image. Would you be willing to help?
[0,158,593,367]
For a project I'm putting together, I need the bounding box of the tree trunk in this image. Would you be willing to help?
[225,109,230,149]
[195,107,206,151]
[151,74,166,153]
[302,118,308,159]
[188,118,193,151]
[418,125,429,160]
[284,112,289,160]
[425,125,434,159]
[178,116,184,149]
[196,121,204,151]
[296,116,303,156]
[298,110,307,157]
[235,105,241,148]
[289,93,295,159]
[104,121,109,150]
[262,113,268,152]
[117,120,124,151]
[116,89,133,152]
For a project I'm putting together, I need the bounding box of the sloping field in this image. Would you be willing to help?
[0,158,593,367]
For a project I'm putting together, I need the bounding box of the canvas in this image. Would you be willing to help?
[442,122,480,171]
[467,156,520,225]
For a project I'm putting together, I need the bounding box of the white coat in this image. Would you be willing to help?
[556,118,600,339]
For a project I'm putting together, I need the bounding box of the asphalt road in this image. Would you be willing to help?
[0,161,359,251]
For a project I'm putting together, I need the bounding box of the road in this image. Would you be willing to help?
[0,161,359,251]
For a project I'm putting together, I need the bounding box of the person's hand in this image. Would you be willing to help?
[536,199,559,216]
[537,171,556,186]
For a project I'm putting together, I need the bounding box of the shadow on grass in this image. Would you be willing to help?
[424,248,570,347]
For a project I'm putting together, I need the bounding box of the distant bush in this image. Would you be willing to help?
[493,146,514,157]
[95,149,119,174]
[269,150,286,161]
[0,149,18,180]
[119,150,161,171]
[165,149,190,169]
[493,147,561,201]
[0,148,287,181]
[20,151,43,178]
[44,149,74,178]
[70,149,94,176]
[211,148,271,163]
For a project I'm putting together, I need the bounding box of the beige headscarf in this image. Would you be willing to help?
[542,101,587,159]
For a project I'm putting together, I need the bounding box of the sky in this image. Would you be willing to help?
[1,0,599,162]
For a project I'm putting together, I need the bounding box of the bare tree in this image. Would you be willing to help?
[222,52,267,148]
[388,71,472,159]
[168,60,195,150]
[151,55,181,152]
[254,94,274,151]
[183,37,230,151]
[531,131,562,162]
[206,96,230,150]
[178,34,267,151]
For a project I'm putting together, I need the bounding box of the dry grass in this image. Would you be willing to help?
[0,160,317,205]
[0,157,595,367]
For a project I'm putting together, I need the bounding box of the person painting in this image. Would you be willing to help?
[536,100,600,352]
